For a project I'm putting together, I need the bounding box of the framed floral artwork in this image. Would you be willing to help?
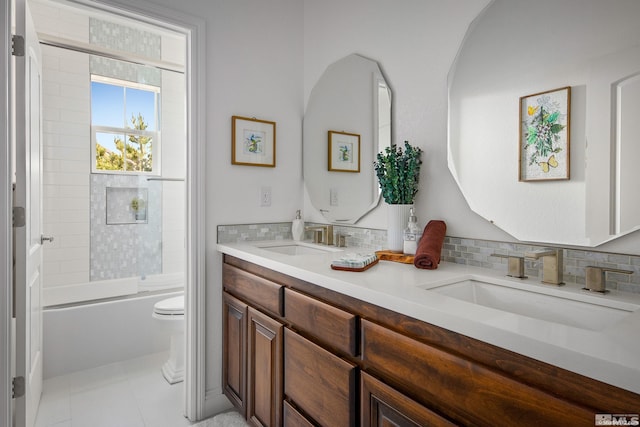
[328,130,360,172]
[519,86,571,181]
[232,116,276,167]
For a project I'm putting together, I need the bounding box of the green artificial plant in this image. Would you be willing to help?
[374,141,423,204]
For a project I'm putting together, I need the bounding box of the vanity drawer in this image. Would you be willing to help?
[284,328,357,427]
[223,263,284,316]
[282,401,314,427]
[284,288,358,356]
[360,319,593,427]
[361,372,456,427]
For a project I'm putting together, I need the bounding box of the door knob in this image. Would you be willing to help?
[40,235,54,244]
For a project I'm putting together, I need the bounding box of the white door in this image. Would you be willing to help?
[13,0,44,425]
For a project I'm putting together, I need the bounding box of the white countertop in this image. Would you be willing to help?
[217,240,640,394]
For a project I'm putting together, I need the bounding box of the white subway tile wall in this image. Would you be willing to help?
[42,45,91,289]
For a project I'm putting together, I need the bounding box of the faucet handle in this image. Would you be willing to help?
[311,230,323,244]
[335,233,348,248]
[325,225,334,246]
[491,254,526,279]
[584,266,633,293]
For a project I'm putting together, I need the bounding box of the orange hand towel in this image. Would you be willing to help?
[413,220,446,270]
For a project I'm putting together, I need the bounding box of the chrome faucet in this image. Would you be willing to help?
[491,253,526,278]
[525,249,563,286]
[304,224,334,245]
[584,266,633,293]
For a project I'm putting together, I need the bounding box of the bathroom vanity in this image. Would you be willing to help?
[218,241,640,427]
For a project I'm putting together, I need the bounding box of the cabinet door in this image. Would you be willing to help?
[284,328,357,427]
[223,292,248,416]
[247,307,284,427]
[361,372,456,427]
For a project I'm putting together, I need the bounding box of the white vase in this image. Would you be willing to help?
[387,204,412,252]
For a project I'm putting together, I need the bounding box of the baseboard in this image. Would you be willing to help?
[201,388,234,420]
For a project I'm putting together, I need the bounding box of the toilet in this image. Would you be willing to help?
[153,294,185,384]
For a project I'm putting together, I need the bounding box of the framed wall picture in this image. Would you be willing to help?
[328,130,360,172]
[232,116,276,167]
[519,86,571,181]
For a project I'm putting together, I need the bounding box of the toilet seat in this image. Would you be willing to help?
[153,295,184,317]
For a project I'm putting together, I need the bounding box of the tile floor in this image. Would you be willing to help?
[35,352,195,427]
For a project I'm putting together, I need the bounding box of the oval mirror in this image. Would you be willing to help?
[304,54,391,224]
[448,0,640,246]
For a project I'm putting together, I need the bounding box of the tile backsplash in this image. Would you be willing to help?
[217,223,640,294]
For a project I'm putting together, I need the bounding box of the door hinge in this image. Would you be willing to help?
[12,35,25,57]
[13,207,25,228]
[12,376,25,398]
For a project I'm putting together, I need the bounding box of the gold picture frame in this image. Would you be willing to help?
[232,116,276,167]
[519,86,571,181]
[328,130,360,173]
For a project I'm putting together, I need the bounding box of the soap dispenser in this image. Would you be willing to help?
[403,207,422,255]
[292,210,304,241]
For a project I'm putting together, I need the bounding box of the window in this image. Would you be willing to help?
[91,75,160,173]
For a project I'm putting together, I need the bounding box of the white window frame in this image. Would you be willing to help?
[90,75,161,175]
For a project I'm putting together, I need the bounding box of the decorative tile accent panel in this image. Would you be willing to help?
[89,18,161,60]
[218,223,640,294]
[89,18,161,86]
[442,236,640,294]
[89,56,161,87]
[326,224,387,251]
[88,18,165,281]
[217,223,293,243]
[217,223,387,251]
[90,175,162,281]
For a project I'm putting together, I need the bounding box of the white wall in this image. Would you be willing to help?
[203,0,304,411]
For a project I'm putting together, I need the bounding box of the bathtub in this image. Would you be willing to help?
[43,288,183,379]
[43,272,184,307]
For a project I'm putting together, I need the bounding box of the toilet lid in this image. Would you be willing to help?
[154,295,184,315]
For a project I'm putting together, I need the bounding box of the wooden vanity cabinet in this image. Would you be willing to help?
[223,261,285,427]
[222,255,640,427]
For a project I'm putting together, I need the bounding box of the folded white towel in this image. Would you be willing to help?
[331,253,377,269]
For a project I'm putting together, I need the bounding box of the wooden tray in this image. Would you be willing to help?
[331,258,379,272]
[375,250,414,264]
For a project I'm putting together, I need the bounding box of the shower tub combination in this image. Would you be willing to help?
[43,274,184,379]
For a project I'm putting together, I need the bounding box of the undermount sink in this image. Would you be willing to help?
[424,279,639,332]
[256,242,341,256]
